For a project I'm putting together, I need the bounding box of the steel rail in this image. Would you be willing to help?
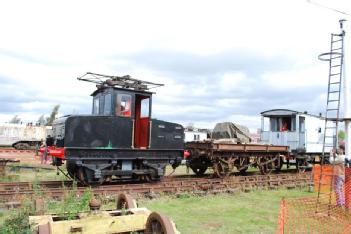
[0,172,312,202]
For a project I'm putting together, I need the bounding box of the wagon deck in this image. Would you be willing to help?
[186,141,289,153]
[185,141,290,177]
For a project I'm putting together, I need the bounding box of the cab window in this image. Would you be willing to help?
[116,94,132,117]
[93,97,99,115]
[99,96,104,114]
[104,93,112,115]
[140,98,150,118]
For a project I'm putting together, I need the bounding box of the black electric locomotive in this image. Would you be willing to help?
[49,72,184,185]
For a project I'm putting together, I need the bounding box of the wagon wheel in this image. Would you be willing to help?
[190,166,207,176]
[213,161,230,178]
[274,156,284,172]
[237,158,249,175]
[239,167,248,175]
[296,158,308,173]
[258,158,274,175]
[188,158,208,176]
[145,212,176,234]
[117,193,136,210]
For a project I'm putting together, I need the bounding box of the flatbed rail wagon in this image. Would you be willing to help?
[185,141,289,177]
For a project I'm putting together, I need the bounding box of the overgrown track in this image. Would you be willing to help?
[0,172,312,202]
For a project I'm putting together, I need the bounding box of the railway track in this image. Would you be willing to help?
[0,148,35,153]
[0,172,312,202]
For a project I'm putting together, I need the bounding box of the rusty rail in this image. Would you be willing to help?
[0,172,312,202]
[0,148,35,153]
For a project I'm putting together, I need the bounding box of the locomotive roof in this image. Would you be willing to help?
[261,109,324,119]
[78,72,163,95]
[90,86,154,96]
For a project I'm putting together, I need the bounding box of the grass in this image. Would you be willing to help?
[139,189,314,234]
[0,184,94,233]
[0,163,68,182]
[0,163,312,233]
[0,185,315,233]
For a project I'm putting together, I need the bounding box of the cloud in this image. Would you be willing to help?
[111,49,294,78]
[0,0,348,132]
[105,49,327,130]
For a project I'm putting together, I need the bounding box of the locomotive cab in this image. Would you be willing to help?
[50,73,184,185]
[91,86,153,149]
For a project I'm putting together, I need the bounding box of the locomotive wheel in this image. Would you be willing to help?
[117,193,136,210]
[145,212,176,234]
[77,167,88,186]
[148,167,165,182]
[77,167,104,186]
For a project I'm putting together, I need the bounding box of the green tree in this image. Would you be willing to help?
[338,130,345,140]
[9,115,21,124]
[46,105,60,126]
[37,114,46,125]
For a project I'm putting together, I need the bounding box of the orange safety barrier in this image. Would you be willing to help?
[277,166,351,234]
[313,164,333,193]
[346,168,351,210]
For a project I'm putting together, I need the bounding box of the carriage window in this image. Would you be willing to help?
[104,93,111,115]
[291,117,296,131]
[299,117,305,133]
[140,98,150,118]
[263,117,270,131]
[116,94,132,117]
[93,97,99,115]
[281,117,291,131]
[270,118,279,131]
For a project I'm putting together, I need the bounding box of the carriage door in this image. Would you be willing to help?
[134,95,150,149]
[298,116,306,148]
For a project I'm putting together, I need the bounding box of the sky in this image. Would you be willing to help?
[0,0,350,132]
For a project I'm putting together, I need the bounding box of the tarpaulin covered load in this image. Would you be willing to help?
[212,122,251,144]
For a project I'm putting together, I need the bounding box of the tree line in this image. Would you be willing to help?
[9,105,60,126]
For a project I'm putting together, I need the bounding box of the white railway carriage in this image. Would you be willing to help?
[260,109,326,156]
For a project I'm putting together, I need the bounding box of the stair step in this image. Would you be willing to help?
[332,47,343,51]
[332,39,343,43]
